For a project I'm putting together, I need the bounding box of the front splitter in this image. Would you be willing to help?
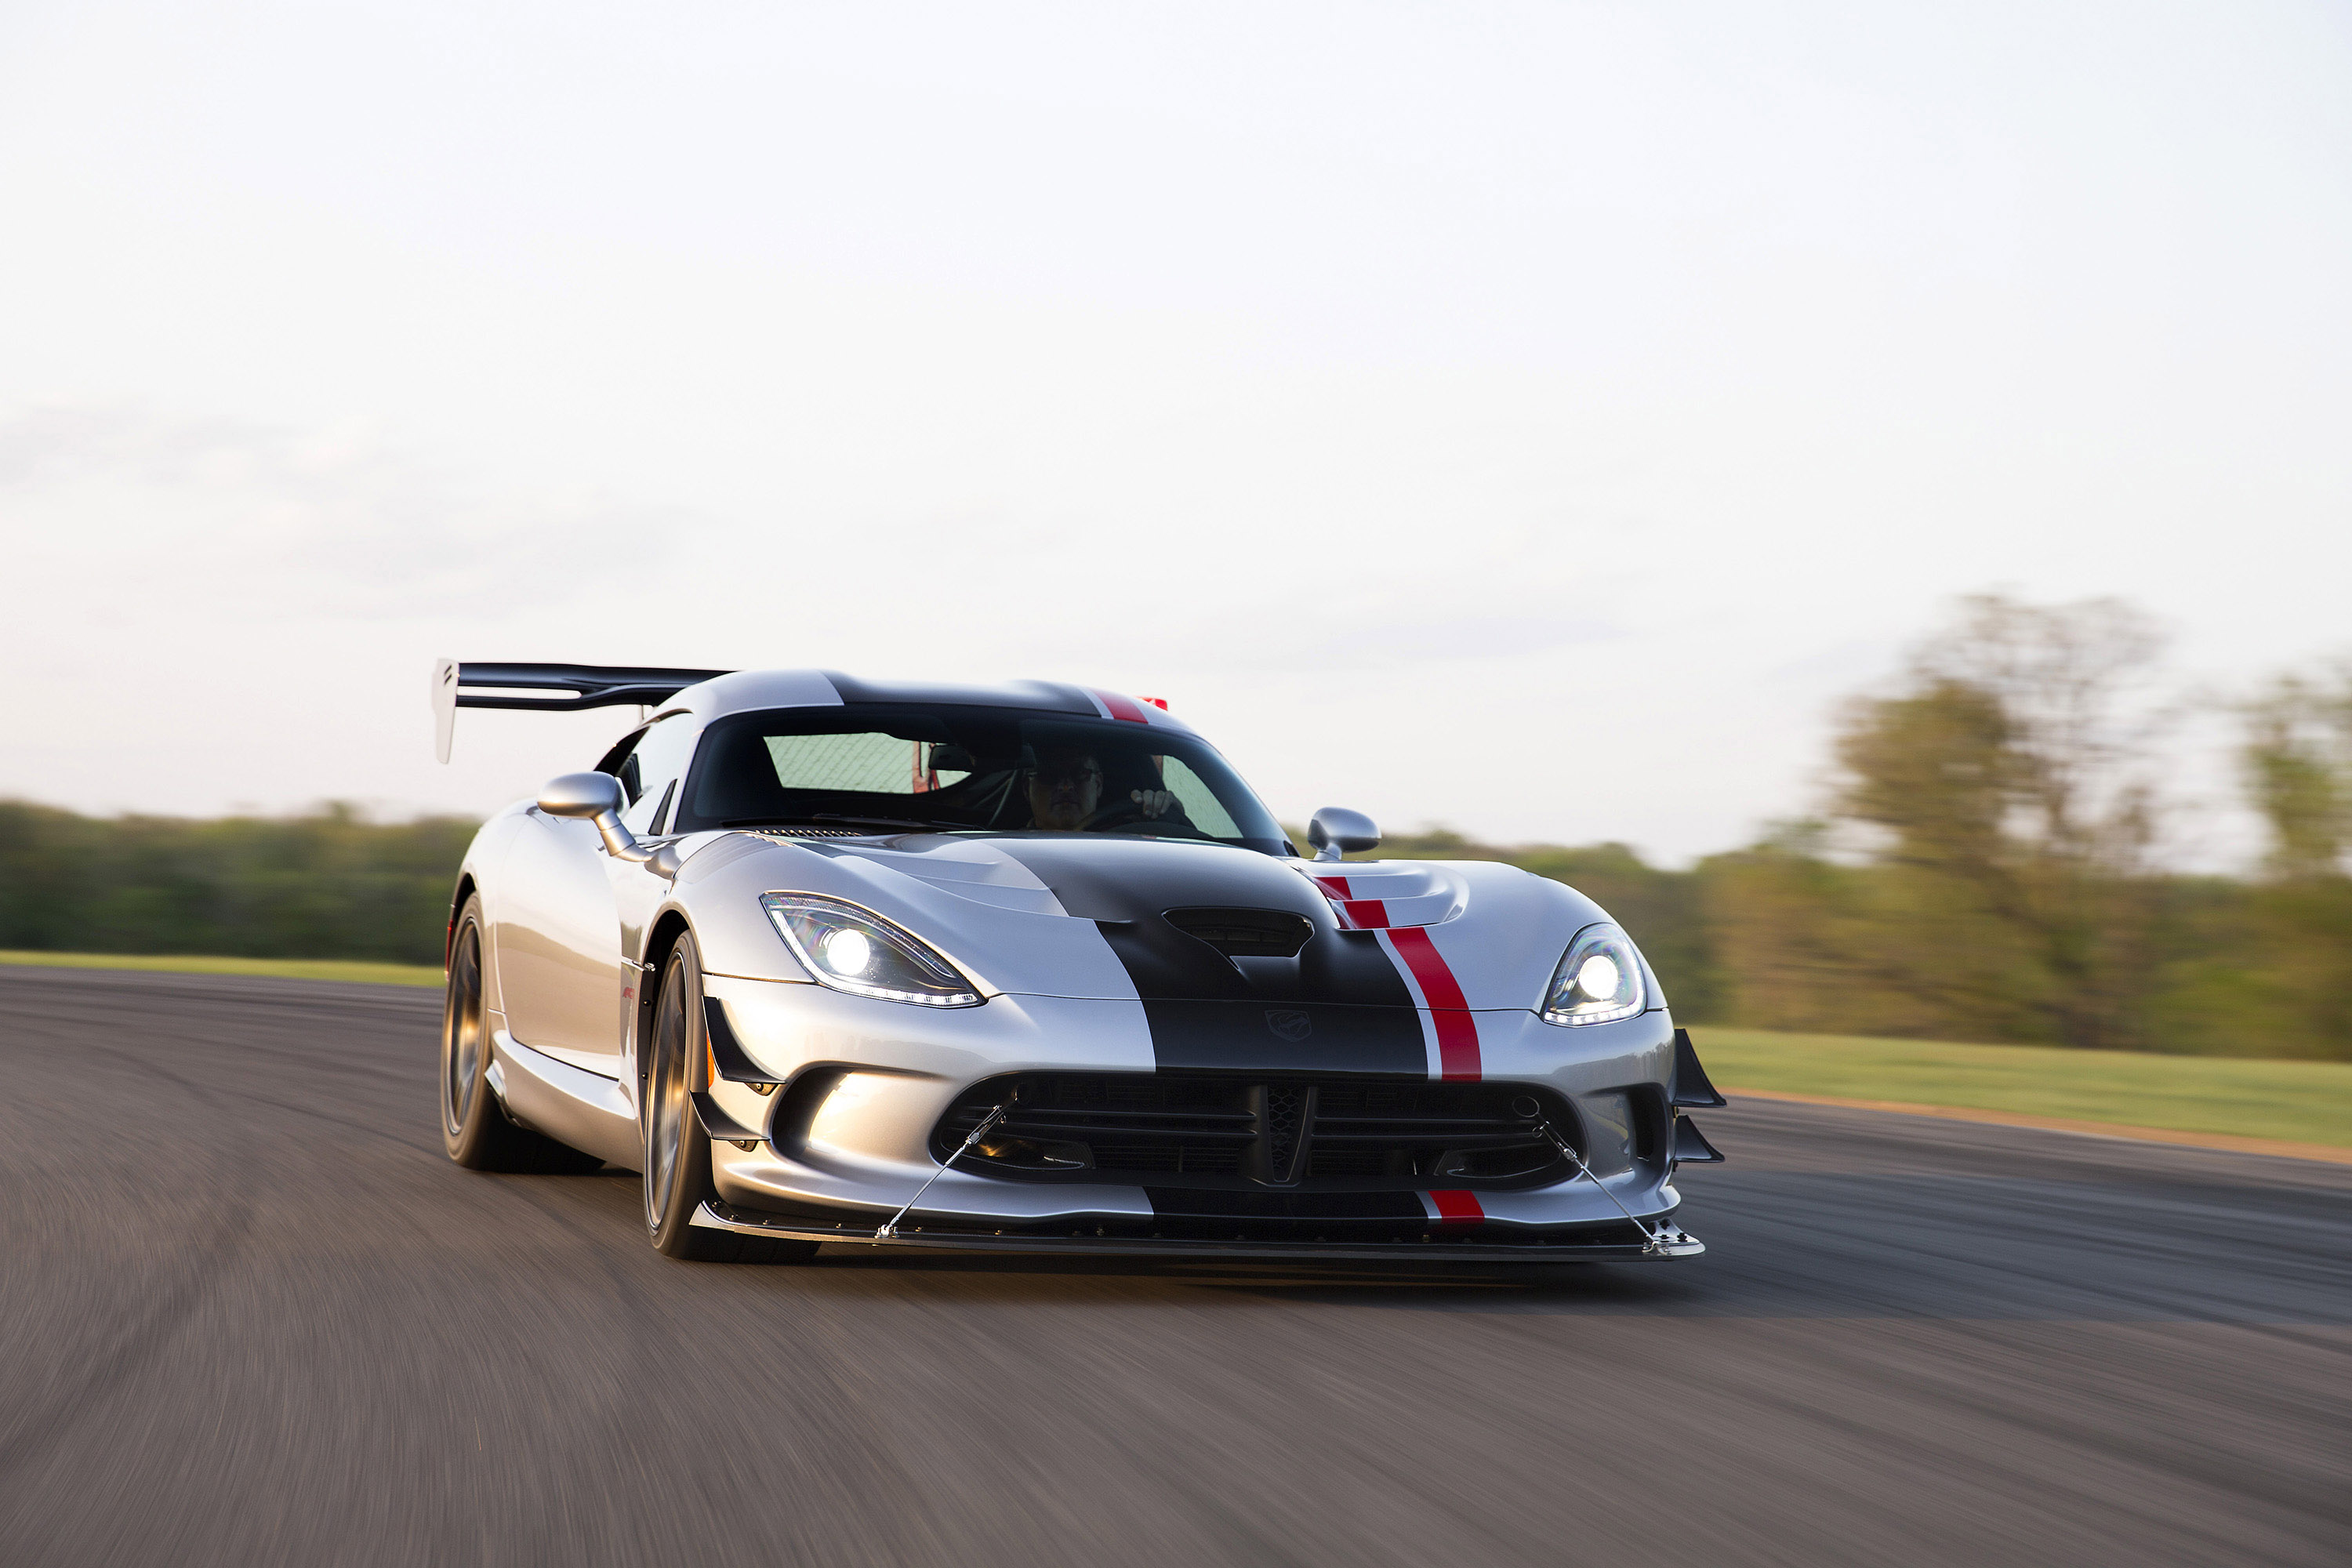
[692,1200,1704,1262]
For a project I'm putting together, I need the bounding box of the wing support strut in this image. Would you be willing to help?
[433,659,734,761]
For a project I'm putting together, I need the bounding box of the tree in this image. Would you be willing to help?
[2243,670,2352,880]
[2216,670,2352,1057]
[1824,593,2169,1048]
[0,800,477,964]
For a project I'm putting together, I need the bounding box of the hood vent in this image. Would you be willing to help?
[1163,907,1314,959]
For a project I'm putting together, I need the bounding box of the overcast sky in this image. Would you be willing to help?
[2,2,2346,864]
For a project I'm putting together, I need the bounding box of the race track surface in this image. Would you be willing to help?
[2,966,2344,1567]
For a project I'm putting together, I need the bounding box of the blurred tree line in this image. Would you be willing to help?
[0,801,474,966]
[3,593,2344,1056]
[1386,595,2352,1060]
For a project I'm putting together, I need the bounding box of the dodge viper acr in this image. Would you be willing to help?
[430,661,1726,1265]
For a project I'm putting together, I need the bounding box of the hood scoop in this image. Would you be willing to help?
[1164,907,1315,959]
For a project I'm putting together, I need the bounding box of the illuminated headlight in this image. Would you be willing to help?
[1541,922,1646,1027]
[760,894,982,1007]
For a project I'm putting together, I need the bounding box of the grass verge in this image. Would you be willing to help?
[2,951,2343,1149]
[1695,1025,2352,1151]
[0,949,444,988]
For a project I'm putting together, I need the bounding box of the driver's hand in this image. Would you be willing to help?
[1131,789,1174,818]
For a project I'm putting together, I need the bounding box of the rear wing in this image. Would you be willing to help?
[432,660,732,763]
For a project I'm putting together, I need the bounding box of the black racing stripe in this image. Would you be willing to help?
[1142,1189,1428,1220]
[1136,1000,1426,1074]
[984,837,1427,1075]
[1036,681,1111,715]
[818,671,1097,713]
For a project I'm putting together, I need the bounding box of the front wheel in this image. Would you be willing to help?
[642,932,816,1264]
[441,896,602,1174]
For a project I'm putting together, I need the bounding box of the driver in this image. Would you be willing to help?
[1024,745,1177,832]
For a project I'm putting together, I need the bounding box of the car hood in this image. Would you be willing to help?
[676,829,1614,1012]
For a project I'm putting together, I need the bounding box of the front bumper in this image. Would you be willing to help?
[700,975,1705,1255]
[692,1200,1704,1261]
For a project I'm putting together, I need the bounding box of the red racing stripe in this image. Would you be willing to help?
[1309,874,1389,930]
[1428,1189,1484,1225]
[1386,927,1481,1080]
[1090,688,1149,724]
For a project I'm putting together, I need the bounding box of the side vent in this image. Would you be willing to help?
[1163,907,1314,959]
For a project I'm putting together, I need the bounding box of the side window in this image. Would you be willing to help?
[614,716,699,835]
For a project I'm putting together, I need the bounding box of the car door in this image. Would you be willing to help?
[493,717,692,1079]
[496,811,629,1077]
[600,714,702,1097]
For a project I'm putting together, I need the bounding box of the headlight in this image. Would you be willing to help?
[760,894,982,1007]
[1541,922,1646,1026]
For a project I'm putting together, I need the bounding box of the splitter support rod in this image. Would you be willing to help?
[1535,1121,1672,1255]
[876,1105,1008,1240]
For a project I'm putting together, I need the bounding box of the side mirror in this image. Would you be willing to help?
[538,771,624,819]
[1308,807,1380,862]
[537,772,652,863]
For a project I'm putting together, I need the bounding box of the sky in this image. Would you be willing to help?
[2,1,2347,866]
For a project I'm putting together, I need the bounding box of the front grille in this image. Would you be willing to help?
[1263,1083,1305,1180]
[932,1073,1583,1192]
[1089,1142,1243,1176]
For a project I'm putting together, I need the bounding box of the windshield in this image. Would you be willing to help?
[674,704,1291,853]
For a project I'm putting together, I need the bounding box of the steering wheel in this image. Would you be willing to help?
[1084,797,1206,837]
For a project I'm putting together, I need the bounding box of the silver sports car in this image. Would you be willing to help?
[431,661,1724,1264]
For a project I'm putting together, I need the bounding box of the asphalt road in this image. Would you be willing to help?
[2,966,2344,1567]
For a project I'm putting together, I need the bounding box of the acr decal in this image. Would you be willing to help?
[1377,927,1483,1082]
[1421,1189,1486,1225]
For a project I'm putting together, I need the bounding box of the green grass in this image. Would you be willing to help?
[0,949,444,988]
[3,949,2343,1148]
[1697,1025,2352,1149]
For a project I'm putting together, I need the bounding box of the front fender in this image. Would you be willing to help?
[649,833,1135,1000]
[652,834,814,983]
[455,800,534,1019]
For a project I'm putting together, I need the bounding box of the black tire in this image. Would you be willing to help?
[642,931,817,1264]
[441,896,604,1174]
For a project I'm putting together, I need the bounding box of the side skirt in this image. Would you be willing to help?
[491,1028,643,1171]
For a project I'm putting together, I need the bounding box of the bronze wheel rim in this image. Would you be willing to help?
[645,955,689,1231]
[442,925,485,1136]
